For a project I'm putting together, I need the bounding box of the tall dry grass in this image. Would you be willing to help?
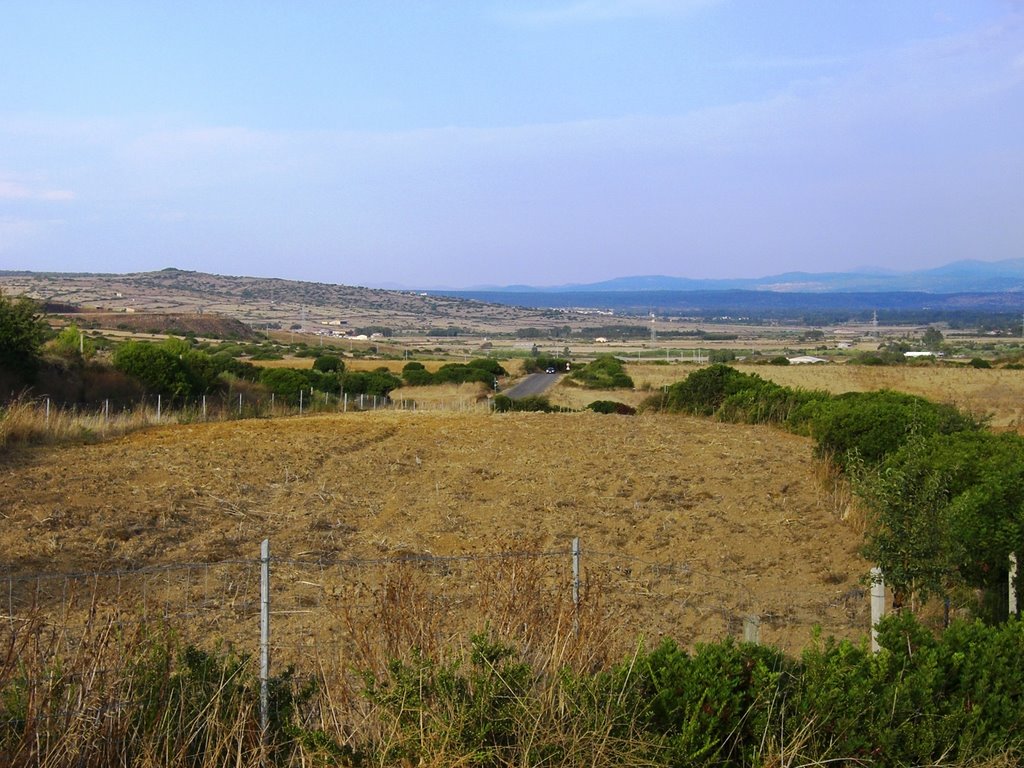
[0,397,156,452]
[0,547,656,768]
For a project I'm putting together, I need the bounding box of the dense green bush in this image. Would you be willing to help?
[810,389,979,470]
[111,339,265,401]
[312,354,344,373]
[621,637,790,767]
[651,364,826,427]
[568,355,633,389]
[402,358,506,386]
[492,394,563,413]
[433,363,493,385]
[341,368,402,397]
[113,340,209,400]
[611,614,1024,767]
[655,364,757,416]
[0,292,48,383]
[586,400,637,415]
[6,616,1024,766]
[859,431,1024,615]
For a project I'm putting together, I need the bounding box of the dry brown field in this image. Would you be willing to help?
[2,410,868,661]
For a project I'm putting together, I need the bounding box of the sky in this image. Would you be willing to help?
[1,1,1022,289]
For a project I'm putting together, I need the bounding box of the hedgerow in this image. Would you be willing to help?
[10,615,1018,767]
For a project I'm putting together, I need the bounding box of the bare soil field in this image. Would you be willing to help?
[2,411,869,660]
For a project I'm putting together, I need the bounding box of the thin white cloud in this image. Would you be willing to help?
[0,177,75,201]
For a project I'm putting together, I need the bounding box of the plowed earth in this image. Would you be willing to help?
[1,412,870,660]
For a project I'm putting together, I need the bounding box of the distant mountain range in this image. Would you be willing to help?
[458,258,1024,294]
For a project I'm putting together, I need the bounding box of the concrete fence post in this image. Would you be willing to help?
[744,615,761,644]
[1010,552,1019,616]
[260,539,270,740]
[572,537,581,637]
[870,566,885,653]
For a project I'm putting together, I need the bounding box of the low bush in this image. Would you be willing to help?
[569,355,633,389]
[403,359,505,386]
[4,614,1024,766]
[492,395,565,413]
[810,389,979,471]
[586,400,637,415]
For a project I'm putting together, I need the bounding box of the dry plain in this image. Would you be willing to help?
[2,410,869,663]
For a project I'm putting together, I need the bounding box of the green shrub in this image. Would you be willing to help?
[492,395,560,413]
[401,361,434,385]
[113,340,208,400]
[859,431,1024,613]
[586,400,637,415]
[569,355,634,389]
[658,365,770,417]
[312,354,344,373]
[0,292,48,382]
[341,369,402,397]
[619,637,791,767]
[363,634,533,767]
[466,358,506,376]
[810,389,979,470]
[434,363,493,385]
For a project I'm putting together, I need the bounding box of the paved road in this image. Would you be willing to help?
[502,372,562,399]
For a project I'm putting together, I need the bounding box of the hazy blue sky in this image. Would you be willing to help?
[2,1,1022,288]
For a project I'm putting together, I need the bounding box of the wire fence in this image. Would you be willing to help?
[11,540,1016,742]
[1,390,497,448]
[4,538,873,676]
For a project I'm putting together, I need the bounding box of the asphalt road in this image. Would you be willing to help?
[501,372,562,399]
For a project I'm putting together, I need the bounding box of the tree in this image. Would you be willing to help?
[113,340,206,400]
[859,431,1024,619]
[49,324,96,360]
[0,291,48,380]
[922,326,944,348]
[312,354,344,373]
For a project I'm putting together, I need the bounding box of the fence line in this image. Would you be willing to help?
[16,538,1019,737]
[2,533,902,741]
[4,538,874,672]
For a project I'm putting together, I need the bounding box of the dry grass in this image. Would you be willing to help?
[623,362,1024,430]
[0,397,155,452]
[546,380,649,411]
[1,410,869,657]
